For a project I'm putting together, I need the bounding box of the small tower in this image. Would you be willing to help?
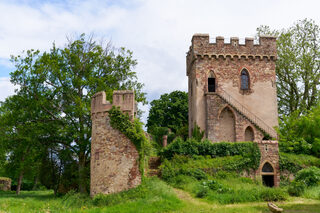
[186,34,280,186]
[90,90,141,196]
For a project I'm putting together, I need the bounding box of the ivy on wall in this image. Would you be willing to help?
[108,106,149,175]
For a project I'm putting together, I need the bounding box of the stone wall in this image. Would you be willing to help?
[205,93,264,142]
[187,34,278,137]
[257,140,280,187]
[90,90,141,197]
[0,178,11,191]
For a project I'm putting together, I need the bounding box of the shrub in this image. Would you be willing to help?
[288,181,305,196]
[160,138,261,170]
[279,152,320,173]
[295,166,320,187]
[195,185,209,198]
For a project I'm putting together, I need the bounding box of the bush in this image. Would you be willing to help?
[288,181,305,196]
[279,152,320,173]
[195,185,209,198]
[160,138,261,170]
[295,166,320,187]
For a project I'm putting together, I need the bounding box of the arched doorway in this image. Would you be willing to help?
[219,107,236,142]
[261,162,275,187]
[244,126,254,141]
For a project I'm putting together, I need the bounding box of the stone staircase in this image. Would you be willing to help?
[147,157,161,177]
[216,89,278,139]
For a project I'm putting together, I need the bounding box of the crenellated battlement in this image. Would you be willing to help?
[187,34,276,63]
[91,90,135,119]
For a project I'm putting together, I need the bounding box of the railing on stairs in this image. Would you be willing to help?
[216,89,278,139]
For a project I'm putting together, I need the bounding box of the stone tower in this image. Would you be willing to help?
[90,90,141,196]
[186,34,280,186]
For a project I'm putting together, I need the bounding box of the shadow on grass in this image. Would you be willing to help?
[0,190,56,201]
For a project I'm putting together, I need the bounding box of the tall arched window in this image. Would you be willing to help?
[208,71,216,92]
[240,69,249,90]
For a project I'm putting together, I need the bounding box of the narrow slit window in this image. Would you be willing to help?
[240,69,249,90]
[208,78,215,92]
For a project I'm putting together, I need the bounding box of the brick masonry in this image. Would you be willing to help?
[187,34,280,186]
[90,90,141,197]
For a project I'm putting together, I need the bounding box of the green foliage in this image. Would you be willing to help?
[91,178,183,212]
[7,34,146,193]
[147,91,188,134]
[160,138,261,170]
[288,181,306,196]
[109,106,150,175]
[279,152,320,173]
[295,166,320,187]
[257,19,320,115]
[191,124,204,141]
[278,104,320,157]
[149,126,169,146]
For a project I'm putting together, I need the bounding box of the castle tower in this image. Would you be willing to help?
[90,90,141,196]
[187,34,278,142]
[186,34,280,186]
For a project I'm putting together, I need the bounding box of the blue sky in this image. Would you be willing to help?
[1,0,320,124]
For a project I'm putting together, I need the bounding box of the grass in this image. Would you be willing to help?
[0,178,319,213]
[0,177,183,213]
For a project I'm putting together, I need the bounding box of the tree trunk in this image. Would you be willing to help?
[16,170,24,195]
[32,175,39,190]
[78,151,87,194]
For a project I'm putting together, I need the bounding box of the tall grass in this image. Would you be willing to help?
[0,178,183,213]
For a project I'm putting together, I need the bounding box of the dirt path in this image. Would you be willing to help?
[173,188,320,213]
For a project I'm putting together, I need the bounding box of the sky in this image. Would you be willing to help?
[0,0,320,124]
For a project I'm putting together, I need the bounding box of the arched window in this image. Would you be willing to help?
[240,69,249,90]
[208,71,216,92]
[262,162,274,173]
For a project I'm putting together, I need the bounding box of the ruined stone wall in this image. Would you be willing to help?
[257,141,280,187]
[187,34,278,136]
[90,90,141,197]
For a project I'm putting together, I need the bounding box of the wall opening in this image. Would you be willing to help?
[262,162,275,187]
[219,107,235,142]
[244,126,254,141]
[240,69,250,90]
[208,78,216,92]
[262,175,274,187]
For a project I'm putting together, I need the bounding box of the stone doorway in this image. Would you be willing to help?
[262,175,274,187]
[261,162,275,187]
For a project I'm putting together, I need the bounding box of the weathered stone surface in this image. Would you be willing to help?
[187,34,280,186]
[90,90,141,197]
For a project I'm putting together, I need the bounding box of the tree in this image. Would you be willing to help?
[9,34,146,193]
[147,90,188,135]
[0,94,59,194]
[257,19,320,116]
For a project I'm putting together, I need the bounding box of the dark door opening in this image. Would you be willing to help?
[208,78,216,92]
[262,175,274,187]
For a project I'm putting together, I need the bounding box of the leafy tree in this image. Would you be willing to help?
[9,34,146,193]
[147,91,188,135]
[0,94,60,194]
[257,19,320,116]
[278,103,320,156]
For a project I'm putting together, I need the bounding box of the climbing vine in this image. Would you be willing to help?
[108,106,149,175]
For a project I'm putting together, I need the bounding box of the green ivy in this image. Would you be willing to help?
[108,106,149,176]
[160,138,261,170]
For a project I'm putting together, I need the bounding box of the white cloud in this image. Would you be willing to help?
[0,78,16,102]
[0,0,320,122]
